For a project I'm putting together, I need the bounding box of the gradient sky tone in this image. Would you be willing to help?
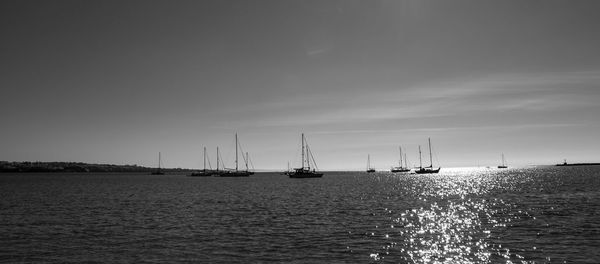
[2,0,600,170]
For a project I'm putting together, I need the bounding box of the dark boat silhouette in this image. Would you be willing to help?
[289,133,323,178]
[366,154,376,173]
[414,138,440,174]
[391,146,411,173]
[498,153,508,169]
[282,161,292,175]
[190,147,213,176]
[215,134,253,177]
[151,152,165,175]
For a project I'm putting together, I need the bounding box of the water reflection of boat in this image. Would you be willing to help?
[415,138,440,174]
[366,154,376,173]
[151,152,165,175]
[289,133,323,178]
[391,146,411,173]
[497,153,508,169]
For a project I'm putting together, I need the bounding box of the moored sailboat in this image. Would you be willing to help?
[391,146,411,173]
[415,138,440,174]
[282,161,291,175]
[213,147,224,176]
[289,133,323,178]
[498,153,508,169]
[190,147,213,176]
[366,154,376,173]
[151,152,165,175]
[216,133,253,177]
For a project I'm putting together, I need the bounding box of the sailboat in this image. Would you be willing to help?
[288,133,323,178]
[282,161,291,175]
[190,147,213,176]
[366,154,376,173]
[498,153,508,169]
[151,152,165,175]
[216,133,252,177]
[214,146,223,176]
[391,146,411,173]
[244,151,255,175]
[415,138,440,174]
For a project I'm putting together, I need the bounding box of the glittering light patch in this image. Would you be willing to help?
[366,169,539,263]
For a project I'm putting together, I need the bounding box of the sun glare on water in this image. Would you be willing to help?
[368,168,536,263]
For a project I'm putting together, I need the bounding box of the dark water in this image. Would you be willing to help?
[1,167,599,263]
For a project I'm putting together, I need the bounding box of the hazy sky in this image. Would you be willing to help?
[2,0,600,170]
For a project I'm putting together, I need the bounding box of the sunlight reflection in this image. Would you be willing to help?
[368,168,537,263]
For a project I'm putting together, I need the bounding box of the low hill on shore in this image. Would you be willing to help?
[0,161,193,173]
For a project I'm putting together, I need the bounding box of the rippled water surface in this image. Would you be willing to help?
[1,167,600,263]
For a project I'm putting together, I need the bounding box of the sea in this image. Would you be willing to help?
[1,166,599,263]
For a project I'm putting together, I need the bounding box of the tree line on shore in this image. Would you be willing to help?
[0,161,192,173]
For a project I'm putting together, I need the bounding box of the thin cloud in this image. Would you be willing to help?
[207,70,600,132]
[311,123,585,135]
[397,70,600,113]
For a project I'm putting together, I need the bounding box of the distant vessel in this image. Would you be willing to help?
[216,133,253,177]
[282,161,291,175]
[498,153,508,169]
[151,152,165,175]
[366,154,376,173]
[288,133,323,178]
[190,147,213,177]
[415,138,440,174]
[391,146,411,173]
[214,147,224,176]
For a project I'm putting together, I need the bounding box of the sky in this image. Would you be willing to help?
[2,0,600,170]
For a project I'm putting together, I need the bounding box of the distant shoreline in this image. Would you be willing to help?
[3,161,600,173]
[0,161,194,173]
[555,163,600,167]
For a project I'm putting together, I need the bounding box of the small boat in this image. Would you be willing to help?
[213,146,224,176]
[215,134,253,177]
[190,147,213,176]
[497,153,508,169]
[391,146,411,173]
[366,154,376,173]
[415,138,440,174]
[289,133,323,178]
[151,152,165,175]
[282,161,291,175]
[556,159,568,166]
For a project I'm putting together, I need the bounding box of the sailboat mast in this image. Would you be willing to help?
[301,133,305,169]
[418,145,422,169]
[399,146,403,167]
[306,145,311,169]
[216,147,220,171]
[428,138,433,168]
[203,147,206,171]
[245,152,249,171]
[235,133,238,171]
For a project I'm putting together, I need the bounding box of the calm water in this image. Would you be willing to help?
[1,167,599,263]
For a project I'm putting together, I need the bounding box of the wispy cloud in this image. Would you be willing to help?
[206,70,600,135]
[311,122,585,135]
[405,70,600,113]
